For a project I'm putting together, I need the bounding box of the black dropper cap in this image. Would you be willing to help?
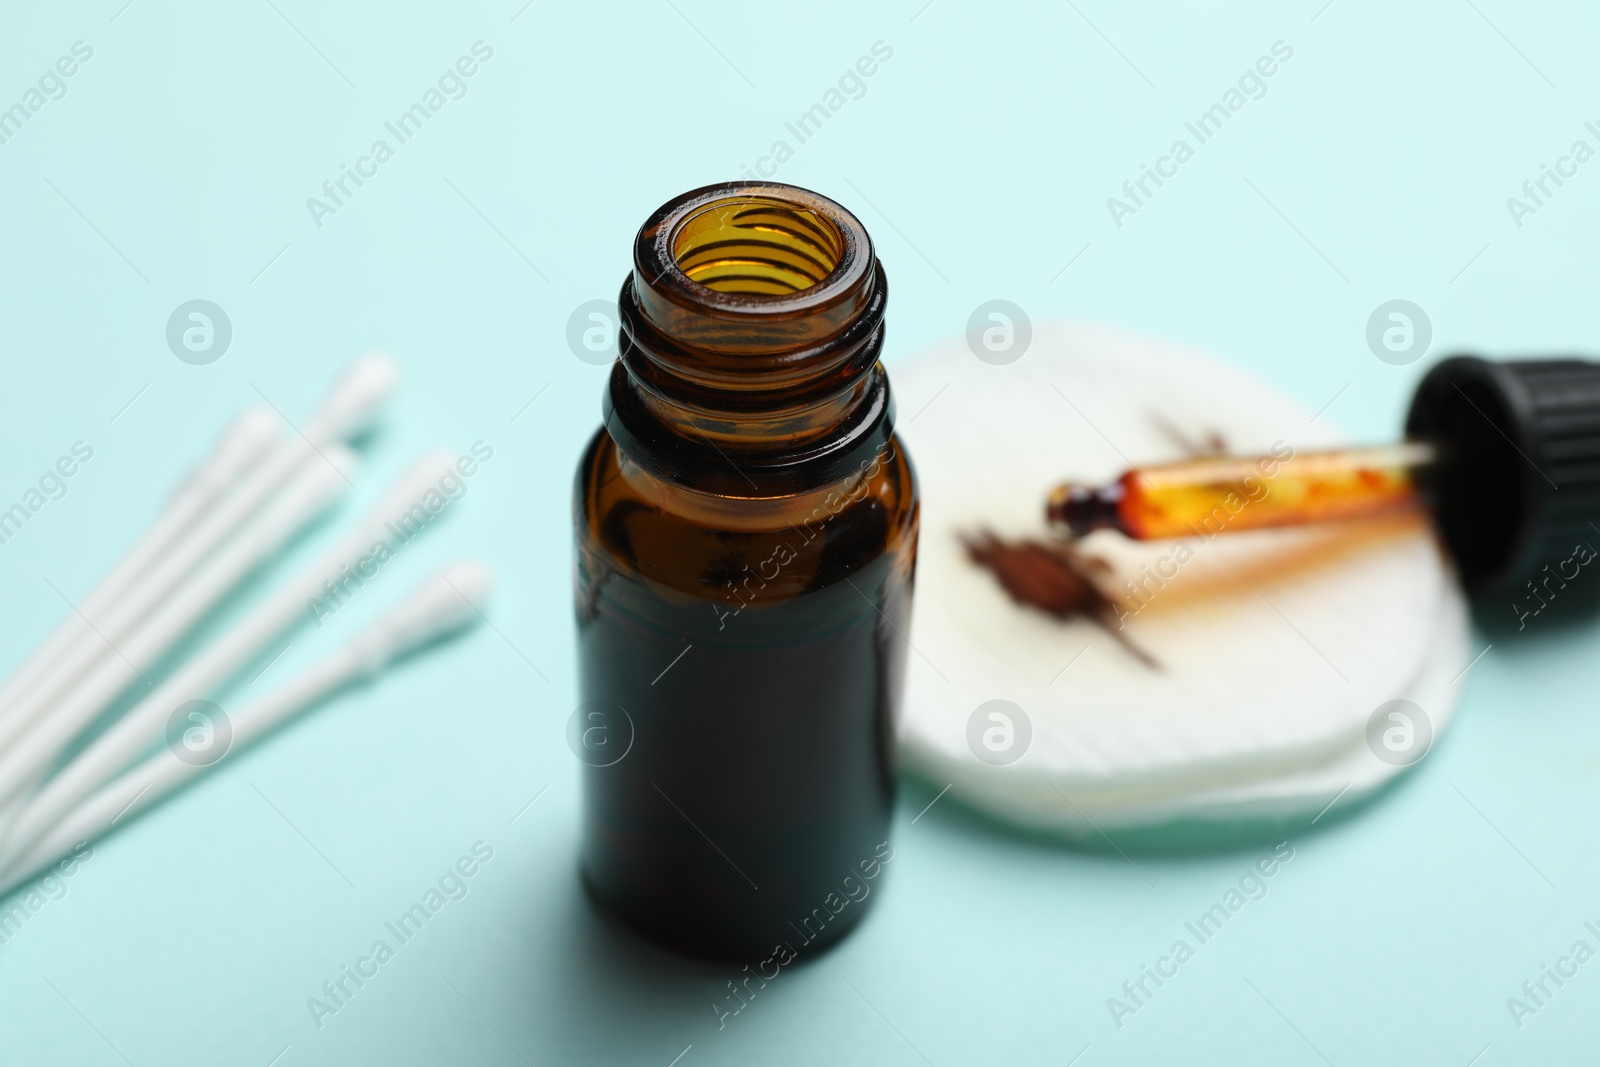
[1406,356,1600,601]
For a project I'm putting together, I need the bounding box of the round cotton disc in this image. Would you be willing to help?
[891,320,1466,829]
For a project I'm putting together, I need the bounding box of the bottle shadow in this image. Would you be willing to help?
[534,863,861,1059]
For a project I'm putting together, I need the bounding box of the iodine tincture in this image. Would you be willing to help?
[572,182,918,959]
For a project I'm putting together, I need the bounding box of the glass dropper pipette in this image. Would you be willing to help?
[1048,442,1438,540]
[1040,353,1600,606]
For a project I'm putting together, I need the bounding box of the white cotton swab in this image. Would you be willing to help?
[0,561,494,898]
[0,452,466,869]
[0,353,399,752]
[0,447,357,815]
[0,405,283,728]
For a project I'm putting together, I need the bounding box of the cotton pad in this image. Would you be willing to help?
[891,320,1468,831]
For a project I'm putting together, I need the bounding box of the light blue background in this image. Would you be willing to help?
[1,1,1596,1063]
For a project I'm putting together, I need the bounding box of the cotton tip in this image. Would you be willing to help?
[170,404,283,504]
[348,560,494,675]
[366,451,462,528]
[269,445,358,530]
[435,559,494,611]
[310,351,402,442]
[212,404,283,474]
[320,442,361,486]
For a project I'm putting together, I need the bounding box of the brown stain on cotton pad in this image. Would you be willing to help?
[961,529,1159,669]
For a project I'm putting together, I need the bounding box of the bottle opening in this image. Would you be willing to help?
[671,195,843,295]
[616,181,891,489]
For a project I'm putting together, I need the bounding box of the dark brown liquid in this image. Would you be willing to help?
[962,530,1157,669]
[574,430,916,960]
[575,181,915,959]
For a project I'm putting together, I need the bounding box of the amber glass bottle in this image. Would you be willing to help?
[572,182,918,960]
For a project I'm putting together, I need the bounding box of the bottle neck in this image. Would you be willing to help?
[603,182,893,497]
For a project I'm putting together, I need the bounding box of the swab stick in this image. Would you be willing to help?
[0,453,465,868]
[0,353,398,750]
[0,449,356,814]
[0,561,494,898]
[0,405,282,727]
